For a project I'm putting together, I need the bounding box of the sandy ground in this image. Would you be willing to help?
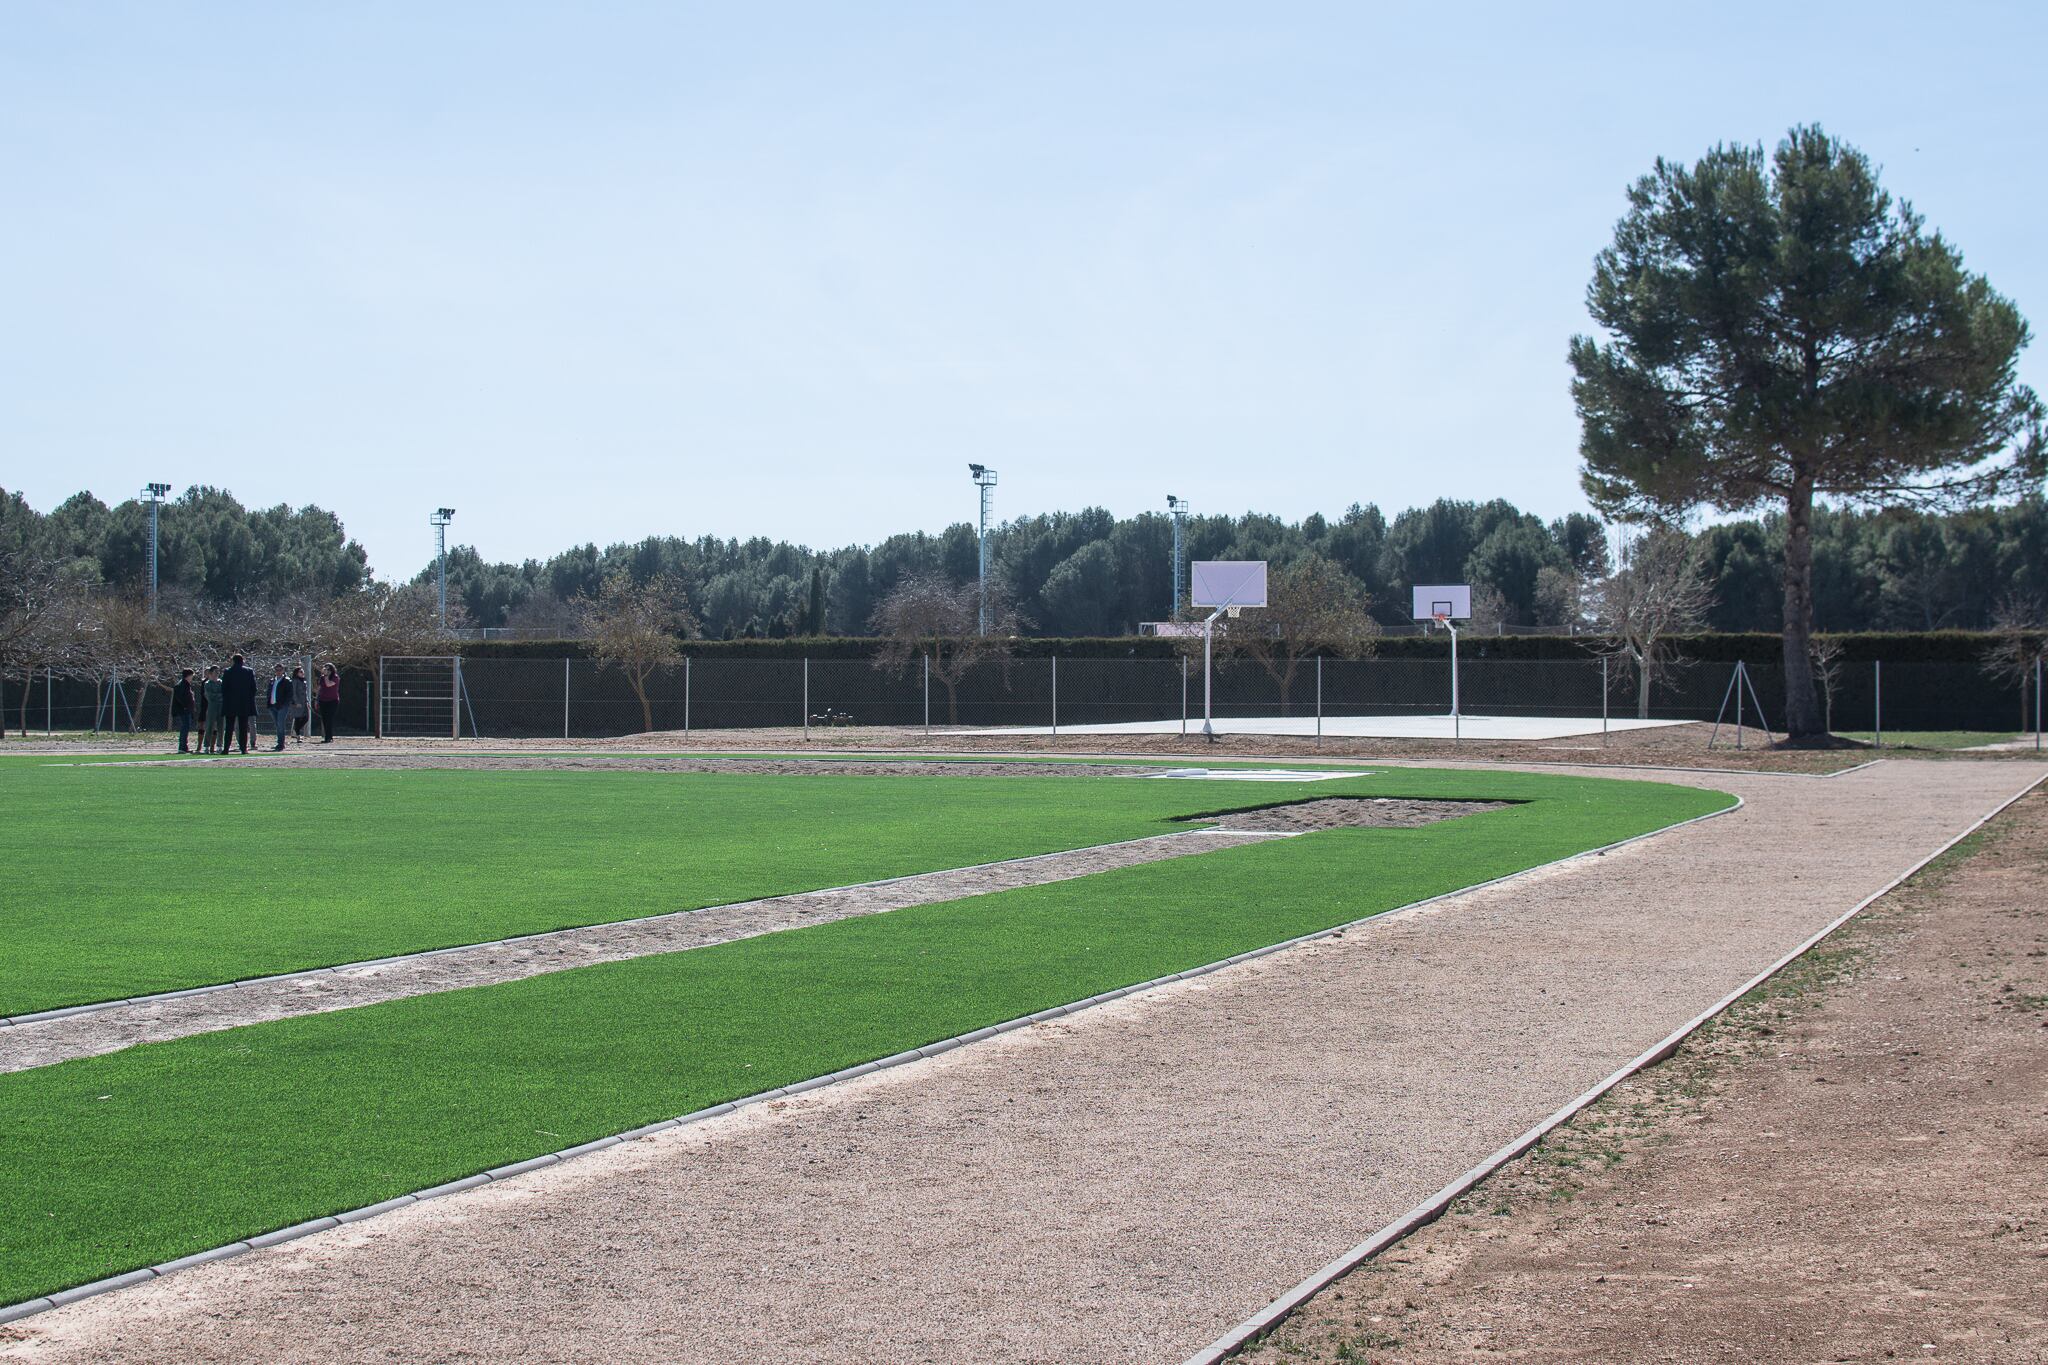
[0,797,1499,1071]
[4,759,2038,1365]
[1240,787,2048,1365]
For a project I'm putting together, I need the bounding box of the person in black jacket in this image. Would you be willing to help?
[266,665,294,751]
[220,654,259,755]
[171,669,196,753]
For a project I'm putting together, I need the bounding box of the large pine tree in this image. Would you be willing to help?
[1570,126,2043,738]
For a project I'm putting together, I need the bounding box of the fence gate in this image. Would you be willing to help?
[379,656,464,738]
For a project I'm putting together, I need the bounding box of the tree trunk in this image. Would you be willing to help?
[943,679,958,726]
[1780,474,1823,738]
[631,671,653,734]
[1635,650,1651,720]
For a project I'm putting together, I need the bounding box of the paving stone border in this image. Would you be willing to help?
[1179,767,2047,1365]
[0,793,1744,1328]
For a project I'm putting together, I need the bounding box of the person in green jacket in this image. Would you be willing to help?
[200,667,226,755]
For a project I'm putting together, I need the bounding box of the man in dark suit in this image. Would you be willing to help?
[221,654,258,754]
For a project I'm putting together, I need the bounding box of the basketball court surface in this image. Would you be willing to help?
[952,715,1689,741]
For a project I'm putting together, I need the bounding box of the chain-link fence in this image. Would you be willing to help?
[5,652,2040,743]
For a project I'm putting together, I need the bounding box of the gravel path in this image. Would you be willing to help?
[0,798,1494,1072]
[5,761,2038,1365]
[1238,787,2048,1364]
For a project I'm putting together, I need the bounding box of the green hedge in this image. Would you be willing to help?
[459,631,2013,666]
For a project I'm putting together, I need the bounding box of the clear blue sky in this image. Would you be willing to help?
[5,1,2042,580]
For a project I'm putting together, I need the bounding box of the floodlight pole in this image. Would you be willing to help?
[969,465,998,635]
[430,508,456,630]
[142,482,171,617]
[1166,496,1190,617]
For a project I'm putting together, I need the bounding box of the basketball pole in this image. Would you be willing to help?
[1435,614,1461,740]
[1200,595,1245,741]
[1202,606,1218,739]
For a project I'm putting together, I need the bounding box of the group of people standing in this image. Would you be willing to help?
[169,658,344,754]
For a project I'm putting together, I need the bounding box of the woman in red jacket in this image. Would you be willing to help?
[316,664,342,743]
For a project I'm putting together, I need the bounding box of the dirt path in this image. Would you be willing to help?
[0,798,1497,1071]
[1239,786,2048,1365]
[2,761,2039,1365]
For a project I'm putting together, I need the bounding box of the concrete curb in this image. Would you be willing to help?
[1178,767,2048,1365]
[0,790,1743,1326]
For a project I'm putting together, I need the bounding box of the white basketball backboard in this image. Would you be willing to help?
[1191,561,1268,609]
[1411,584,1472,621]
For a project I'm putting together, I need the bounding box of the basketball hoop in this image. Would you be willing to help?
[1432,613,1449,631]
[1226,605,1243,618]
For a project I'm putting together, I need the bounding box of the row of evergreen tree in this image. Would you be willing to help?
[7,485,2044,639]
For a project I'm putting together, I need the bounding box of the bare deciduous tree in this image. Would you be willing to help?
[1583,528,1716,720]
[1808,635,1846,734]
[1533,564,1585,631]
[1205,556,1380,712]
[503,589,587,639]
[582,573,695,733]
[1465,584,1510,637]
[1983,595,2046,736]
[870,574,1020,725]
[0,544,70,735]
[316,583,453,670]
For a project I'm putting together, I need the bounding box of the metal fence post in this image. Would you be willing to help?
[1181,655,1188,736]
[1600,656,1609,744]
[922,654,930,733]
[1315,654,1322,747]
[46,667,52,735]
[1874,660,1882,750]
[451,657,462,739]
[563,657,571,740]
[1734,660,1745,749]
[684,655,691,735]
[1051,655,1058,736]
[2036,653,2042,753]
[802,657,810,741]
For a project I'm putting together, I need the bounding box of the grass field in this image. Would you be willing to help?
[0,762,1730,1308]
[3,762,1374,1016]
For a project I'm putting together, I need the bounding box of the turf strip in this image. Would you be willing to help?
[3,765,1355,1016]
[0,768,1729,1306]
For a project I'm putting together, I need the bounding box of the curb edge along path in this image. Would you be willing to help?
[1184,762,2048,1365]
[0,793,1745,1327]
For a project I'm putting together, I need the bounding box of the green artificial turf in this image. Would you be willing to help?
[0,763,1382,1016]
[0,767,1729,1306]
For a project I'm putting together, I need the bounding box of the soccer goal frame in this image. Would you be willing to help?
[378,656,477,739]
